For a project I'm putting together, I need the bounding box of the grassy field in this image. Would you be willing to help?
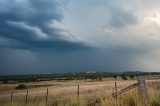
[0,78,160,106]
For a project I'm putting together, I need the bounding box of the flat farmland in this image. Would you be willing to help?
[0,78,159,106]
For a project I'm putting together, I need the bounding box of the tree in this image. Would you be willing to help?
[121,73,128,80]
[114,75,117,79]
[129,75,135,79]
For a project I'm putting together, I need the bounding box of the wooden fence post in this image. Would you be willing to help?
[46,88,48,103]
[11,92,13,102]
[77,85,80,100]
[115,77,117,100]
[25,90,28,104]
[137,77,148,106]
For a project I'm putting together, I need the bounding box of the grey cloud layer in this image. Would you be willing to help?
[0,0,160,75]
[107,7,138,28]
[0,0,90,51]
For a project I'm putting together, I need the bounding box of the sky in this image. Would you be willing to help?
[0,0,160,75]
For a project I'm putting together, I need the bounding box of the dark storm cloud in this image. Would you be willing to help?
[0,0,90,51]
[0,45,147,75]
[1,0,159,75]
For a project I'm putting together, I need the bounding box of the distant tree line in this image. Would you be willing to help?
[0,71,160,84]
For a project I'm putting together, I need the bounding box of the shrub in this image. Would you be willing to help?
[3,80,8,84]
[15,84,27,90]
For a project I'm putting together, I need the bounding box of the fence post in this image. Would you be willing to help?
[11,92,13,102]
[46,88,48,103]
[25,90,28,104]
[77,85,80,100]
[137,77,148,106]
[114,76,117,100]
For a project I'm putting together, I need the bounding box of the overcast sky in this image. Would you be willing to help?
[0,0,160,75]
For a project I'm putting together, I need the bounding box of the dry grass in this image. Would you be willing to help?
[0,78,160,106]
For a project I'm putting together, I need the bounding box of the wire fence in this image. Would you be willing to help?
[0,77,159,105]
